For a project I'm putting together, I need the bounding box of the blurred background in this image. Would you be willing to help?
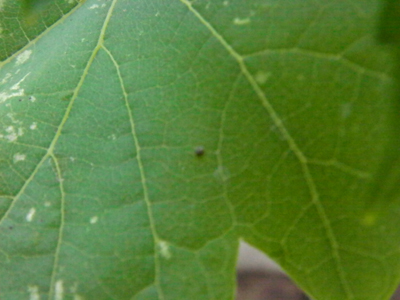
[236,243,400,300]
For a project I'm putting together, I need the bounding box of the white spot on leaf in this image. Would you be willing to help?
[90,216,98,224]
[15,50,32,66]
[88,4,99,9]
[30,122,37,130]
[55,280,64,300]
[11,73,30,90]
[13,153,26,163]
[0,73,30,105]
[29,96,36,102]
[158,240,171,259]
[254,71,271,85]
[233,17,250,25]
[4,126,18,142]
[26,208,36,222]
[0,90,24,104]
[44,202,51,207]
[6,112,22,124]
[28,285,40,300]
[1,72,12,84]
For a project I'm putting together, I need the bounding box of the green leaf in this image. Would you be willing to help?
[378,0,400,45]
[0,0,81,62]
[1,0,400,299]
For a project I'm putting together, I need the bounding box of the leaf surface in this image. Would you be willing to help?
[1,0,400,299]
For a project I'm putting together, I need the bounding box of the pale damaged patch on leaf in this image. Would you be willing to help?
[0,125,23,142]
[254,71,271,85]
[13,153,26,163]
[30,122,37,130]
[1,73,12,84]
[28,285,40,300]
[233,17,250,25]
[26,207,36,222]
[158,240,172,259]
[15,50,32,66]
[55,280,64,300]
[0,73,30,104]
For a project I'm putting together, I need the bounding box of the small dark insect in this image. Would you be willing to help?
[194,146,205,157]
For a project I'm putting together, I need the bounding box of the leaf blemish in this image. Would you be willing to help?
[90,216,98,224]
[15,50,32,66]
[6,112,22,124]
[255,71,271,85]
[13,153,26,163]
[29,96,36,102]
[3,126,18,142]
[213,166,230,182]
[29,122,37,130]
[28,285,40,300]
[233,17,250,25]
[194,146,205,157]
[0,73,31,105]
[158,240,172,259]
[1,73,12,84]
[55,280,64,300]
[26,208,36,222]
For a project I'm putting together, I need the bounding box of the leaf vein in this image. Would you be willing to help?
[178,0,354,298]
[102,44,165,300]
